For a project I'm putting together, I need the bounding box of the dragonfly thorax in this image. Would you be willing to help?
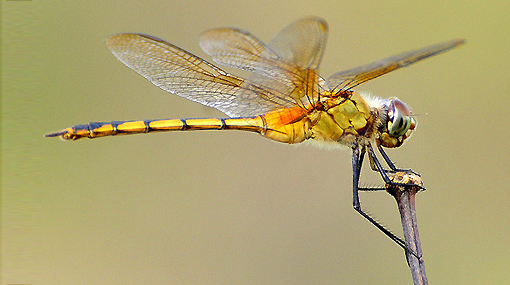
[306,91,375,147]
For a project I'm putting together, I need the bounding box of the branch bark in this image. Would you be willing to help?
[386,172,428,285]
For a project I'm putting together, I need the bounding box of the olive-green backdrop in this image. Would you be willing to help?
[3,0,509,284]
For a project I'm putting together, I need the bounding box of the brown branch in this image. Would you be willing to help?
[386,172,428,285]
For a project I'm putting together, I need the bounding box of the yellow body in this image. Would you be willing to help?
[50,90,380,150]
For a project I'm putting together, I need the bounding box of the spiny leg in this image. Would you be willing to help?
[356,145,391,192]
[377,144,421,177]
[368,145,425,191]
[351,145,407,250]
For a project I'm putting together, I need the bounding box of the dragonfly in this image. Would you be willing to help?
[46,17,464,251]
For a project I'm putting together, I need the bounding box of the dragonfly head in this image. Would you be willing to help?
[378,98,416,148]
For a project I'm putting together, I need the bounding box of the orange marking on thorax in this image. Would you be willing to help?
[260,106,309,144]
[262,107,307,129]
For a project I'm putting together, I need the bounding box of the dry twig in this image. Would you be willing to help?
[386,172,427,285]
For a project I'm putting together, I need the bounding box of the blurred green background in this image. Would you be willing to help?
[3,0,509,284]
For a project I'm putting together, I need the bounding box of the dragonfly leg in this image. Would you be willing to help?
[351,146,407,250]
[377,145,421,176]
[368,145,425,191]
[353,146,422,259]
[366,146,396,175]
[357,146,386,192]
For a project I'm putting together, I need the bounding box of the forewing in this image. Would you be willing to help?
[106,33,291,117]
[327,39,465,91]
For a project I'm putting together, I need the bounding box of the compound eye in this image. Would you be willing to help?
[387,99,414,138]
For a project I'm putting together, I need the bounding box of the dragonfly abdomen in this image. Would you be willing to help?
[45,117,267,140]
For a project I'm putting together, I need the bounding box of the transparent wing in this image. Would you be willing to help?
[106,33,294,117]
[327,39,465,92]
[200,27,299,93]
[268,16,328,70]
[200,17,328,107]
